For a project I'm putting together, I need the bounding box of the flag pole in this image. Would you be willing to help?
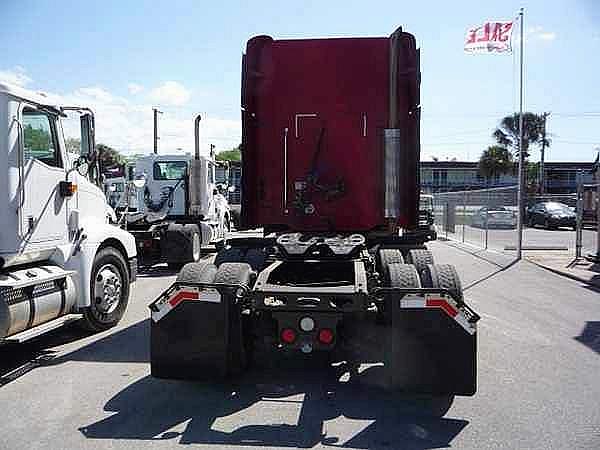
[516,7,525,260]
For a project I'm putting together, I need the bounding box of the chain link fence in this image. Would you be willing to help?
[433,186,519,253]
[433,184,599,258]
[575,183,599,259]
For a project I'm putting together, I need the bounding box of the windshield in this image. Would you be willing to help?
[153,161,187,180]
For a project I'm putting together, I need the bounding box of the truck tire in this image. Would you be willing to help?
[379,249,404,268]
[215,247,266,271]
[379,263,421,325]
[407,249,434,286]
[214,262,254,374]
[407,249,434,273]
[423,264,463,302]
[81,247,130,332]
[386,263,422,288]
[164,223,201,268]
[176,260,217,284]
[214,262,253,287]
[378,249,404,281]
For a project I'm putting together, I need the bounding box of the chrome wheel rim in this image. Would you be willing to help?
[94,264,123,315]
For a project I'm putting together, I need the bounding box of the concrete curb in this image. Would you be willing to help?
[440,238,600,289]
[526,259,600,289]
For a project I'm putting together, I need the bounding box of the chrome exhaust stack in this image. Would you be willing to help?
[189,114,204,217]
[384,27,403,223]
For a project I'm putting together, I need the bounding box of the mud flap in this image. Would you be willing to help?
[386,293,478,396]
[149,283,246,380]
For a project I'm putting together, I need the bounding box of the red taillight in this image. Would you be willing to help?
[318,328,334,345]
[281,328,296,344]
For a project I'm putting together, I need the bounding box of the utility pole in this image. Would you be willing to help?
[516,7,525,260]
[153,108,163,154]
[539,111,550,194]
[210,144,216,159]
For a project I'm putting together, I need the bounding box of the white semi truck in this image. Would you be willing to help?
[0,82,137,342]
[121,115,232,269]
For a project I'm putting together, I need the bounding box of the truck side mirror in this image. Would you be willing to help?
[75,156,90,177]
[80,113,95,158]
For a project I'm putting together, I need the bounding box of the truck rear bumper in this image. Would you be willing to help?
[148,281,479,396]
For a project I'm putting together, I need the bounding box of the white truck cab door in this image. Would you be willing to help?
[20,107,69,244]
[206,161,219,221]
[147,160,187,216]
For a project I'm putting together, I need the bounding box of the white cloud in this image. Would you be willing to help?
[149,81,191,106]
[539,32,556,41]
[127,83,144,94]
[0,66,32,87]
[17,72,238,155]
[526,25,557,42]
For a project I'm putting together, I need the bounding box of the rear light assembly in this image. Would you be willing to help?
[299,316,315,332]
[281,328,296,344]
[318,328,334,345]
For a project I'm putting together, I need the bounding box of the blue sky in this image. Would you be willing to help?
[1,0,599,161]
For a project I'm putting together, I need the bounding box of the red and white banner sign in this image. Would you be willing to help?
[464,21,514,54]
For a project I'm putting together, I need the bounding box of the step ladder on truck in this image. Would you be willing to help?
[0,82,137,343]
[149,27,480,399]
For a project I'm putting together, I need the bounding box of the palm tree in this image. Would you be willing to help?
[493,112,551,159]
[478,145,514,184]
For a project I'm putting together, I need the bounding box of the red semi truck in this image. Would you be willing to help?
[149,27,479,397]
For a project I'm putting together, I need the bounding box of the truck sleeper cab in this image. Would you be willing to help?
[149,28,479,399]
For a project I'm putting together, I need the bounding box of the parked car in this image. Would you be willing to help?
[418,193,437,240]
[471,206,517,229]
[527,201,576,230]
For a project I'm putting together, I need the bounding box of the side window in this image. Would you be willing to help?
[22,108,62,168]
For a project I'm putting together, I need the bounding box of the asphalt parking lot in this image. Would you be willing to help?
[1,241,600,450]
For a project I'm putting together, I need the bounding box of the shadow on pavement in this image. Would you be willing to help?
[50,319,149,364]
[575,321,600,354]
[79,365,468,449]
[1,319,149,384]
[0,323,93,382]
